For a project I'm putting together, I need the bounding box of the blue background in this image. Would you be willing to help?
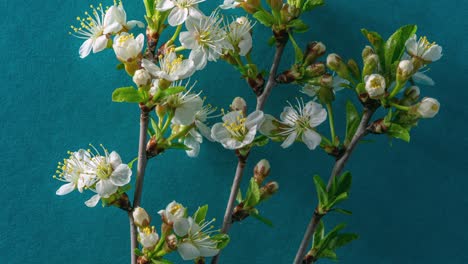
[1,0,467,263]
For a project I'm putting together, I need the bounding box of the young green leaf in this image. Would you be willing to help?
[387,123,411,142]
[253,10,275,27]
[336,171,352,197]
[193,205,208,225]
[333,208,353,215]
[317,249,338,260]
[212,233,230,249]
[326,192,348,210]
[345,101,361,146]
[384,25,417,72]
[332,233,359,249]
[289,19,309,33]
[312,220,325,248]
[244,178,261,208]
[250,210,274,227]
[302,0,325,12]
[112,87,144,103]
[313,175,328,207]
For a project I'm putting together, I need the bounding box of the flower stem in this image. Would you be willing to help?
[389,101,411,111]
[326,103,337,145]
[293,108,375,264]
[168,25,183,46]
[129,109,150,264]
[388,81,404,99]
[174,46,186,52]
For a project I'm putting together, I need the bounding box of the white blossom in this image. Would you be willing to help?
[158,201,187,228]
[55,149,93,195]
[227,17,254,56]
[103,3,144,34]
[211,110,264,150]
[166,82,204,125]
[184,104,217,157]
[175,217,219,260]
[156,0,205,26]
[180,12,233,70]
[138,226,159,249]
[133,69,151,87]
[364,74,386,99]
[405,35,443,62]
[113,33,144,62]
[141,50,196,82]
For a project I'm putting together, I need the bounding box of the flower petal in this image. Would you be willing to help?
[141,58,161,76]
[168,7,188,26]
[96,179,118,197]
[302,130,322,150]
[79,38,94,59]
[413,71,435,86]
[185,135,201,158]
[281,131,297,149]
[245,110,264,129]
[211,123,230,142]
[93,35,108,53]
[109,151,122,169]
[259,114,277,136]
[189,48,208,70]
[156,0,175,11]
[110,164,132,186]
[198,244,219,257]
[127,20,145,29]
[173,218,190,237]
[104,22,123,35]
[188,7,204,20]
[56,182,75,195]
[85,194,101,207]
[177,242,200,260]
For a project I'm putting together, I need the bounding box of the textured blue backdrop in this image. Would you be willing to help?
[1,0,467,263]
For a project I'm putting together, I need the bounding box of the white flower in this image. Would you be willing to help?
[364,74,386,99]
[133,207,151,227]
[417,97,440,118]
[141,50,196,82]
[220,0,243,9]
[55,149,94,195]
[302,76,349,97]
[133,69,151,87]
[211,110,264,150]
[227,17,254,56]
[158,201,186,226]
[167,82,204,125]
[70,4,109,59]
[180,12,233,70]
[103,3,144,34]
[113,33,144,62]
[138,226,159,249]
[184,104,217,157]
[276,100,327,150]
[175,217,219,260]
[405,35,443,62]
[156,0,205,26]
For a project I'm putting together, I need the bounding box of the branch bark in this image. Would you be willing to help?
[292,108,375,264]
[129,108,150,264]
[212,42,287,264]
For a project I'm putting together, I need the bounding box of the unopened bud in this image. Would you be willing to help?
[231,97,247,115]
[405,86,420,101]
[368,118,388,134]
[304,42,326,65]
[364,74,386,99]
[165,234,178,251]
[417,97,440,118]
[361,45,375,60]
[240,0,261,13]
[397,60,414,82]
[133,69,151,87]
[304,63,326,78]
[320,74,333,87]
[254,159,271,184]
[277,69,302,83]
[327,53,351,81]
[133,207,151,228]
[247,73,265,96]
[260,181,279,200]
[362,54,379,77]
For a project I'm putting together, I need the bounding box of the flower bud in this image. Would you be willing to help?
[133,69,151,87]
[417,97,440,118]
[254,159,271,185]
[133,207,151,228]
[247,73,265,96]
[241,0,261,13]
[364,74,386,99]
[277,69,302,83]
[164,234,178,251]
[260,181,279,200]
[320,74,333,87]
[368,118,388,134]
[362,54,379,77]
[404,86,420,101]
[304,42,326,65]
[361,45,375,60]
[304,63,326,78]
[327,53,351,81]
[397,60,414,82]
[231,97,247,115]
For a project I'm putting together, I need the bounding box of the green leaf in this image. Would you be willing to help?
[312,220,325,248]
[327,192,348,210]
[303,0,325,12]
[193,205,208,225]
[332,233,359,249]
[387,123,410,142]
[212,234,230,249]
[236,190,243,203]
[333,208,353,215]
[112,87,144,103]
[250,210,274,227]
[253,10,275,27]
[384,25,417,72]
[313,175,328,206]
[244,178,261,208]
[345,101,361,146]
[317,249,337,260]
[150,117,161,137]
[158,86,185,99]
[252,135,269,147]
[361,29,385,69]
[336,171,352,196]
[289,19,309,33]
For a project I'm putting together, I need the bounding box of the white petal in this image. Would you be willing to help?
[109,151,122,169]
[242,125,258,146]
[179,31,197,49]
[423,45,442,62]
[195,121,213,141]
[309,108,327,127]
[302,130,322,150]
[93,35,108,53]
[245,110,264,129]
[413,71,435,86]
[56,182,75,195]
[173,96,203,125]
[189,48,207,70]
[302,85,318,97]
[259,114,277,136]
[127,20,145,29]
[185,136,201,157]
[79,38,94,58]
[405,35,418,56]
[141,59,161,76]
[198,244,219,257]
[104,6,118,27]
[178,242,200,260]
[281,131,297,149]
[156,0,175,11]
[211,123,230,142]
[110,164,132,186]
[280,107,298,126]
[104,22,123,35]
[85,194,101,207]
[173,218,190,237]
[222,111,241,123]
[221,138,243,150]
[188,7,204,20]
[168,7,188,26]
[238,34,252,56]
[96,179,118,197]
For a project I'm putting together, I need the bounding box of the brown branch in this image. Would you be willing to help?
[293,108,375,264]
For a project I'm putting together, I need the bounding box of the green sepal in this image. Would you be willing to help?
[134,248,144,257]
[288,19,309,33]
[128,157,138,169]
[252,135,270,147]
[244,178,261,208]
[193,205,208,225]
[212,234,230,249]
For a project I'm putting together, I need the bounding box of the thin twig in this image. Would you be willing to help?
[128,108,150,264]
[212,42,287,264]
[293,108,375,264]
